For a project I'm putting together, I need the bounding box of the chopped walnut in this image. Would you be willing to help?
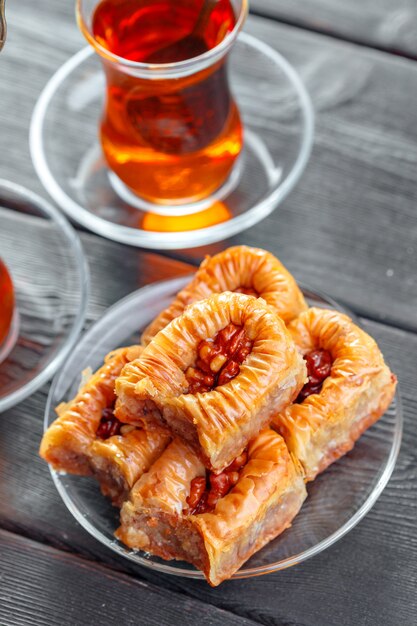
[186,323,253,394]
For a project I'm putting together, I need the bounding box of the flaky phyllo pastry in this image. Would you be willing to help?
[117,429,307,587]
[116,292,306,471]
[141,245,307,345]
[39,345,170,506]
[271,308,397,481]
[40,245,397,585]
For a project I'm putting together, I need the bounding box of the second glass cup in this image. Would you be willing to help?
[77,0,248,208]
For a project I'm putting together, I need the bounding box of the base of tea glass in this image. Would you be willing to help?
[30,32,314,249]
[45,277,402,580]
[0,180,89,413]
[107,158,244,217]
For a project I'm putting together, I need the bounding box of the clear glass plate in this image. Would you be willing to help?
[45,277,402,579]
[0,180,89,412]
[30,32,314,249]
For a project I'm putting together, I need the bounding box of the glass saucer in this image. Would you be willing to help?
[30,32,314,249]
[0,180,89,413]
[45,277,402,580]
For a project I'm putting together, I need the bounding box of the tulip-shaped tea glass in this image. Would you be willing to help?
[76,0,248,211]
[0,258,16,364]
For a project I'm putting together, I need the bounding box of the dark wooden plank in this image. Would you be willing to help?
[78,233,192,321]
[1,3,417,331]
[251,0,417,58]
[0,294,415,626]
[0,529,261,626]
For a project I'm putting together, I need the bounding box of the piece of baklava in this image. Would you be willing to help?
[271,308,397,481]
[116,429,307,586]
[141,246,307,345]
[88,427,171,506]
[116,292,306,472]
[40,345,170,505]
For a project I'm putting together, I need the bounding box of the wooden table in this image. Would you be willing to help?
[1,2,416,625]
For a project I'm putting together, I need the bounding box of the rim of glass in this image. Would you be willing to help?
[76,0,249,76]
[29,33,315,249]
[0,179,90,413]
[45,277,403,579]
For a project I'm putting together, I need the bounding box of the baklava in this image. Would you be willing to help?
[40,345,170,505]
[116,292,306,471]
[272,308,397,480]
[117,429,307,586]
[141,246,307,345]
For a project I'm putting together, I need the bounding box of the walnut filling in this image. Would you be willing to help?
[234,286,259,297]
[185,451,248,515]
[96,404,123,439]
[296,349,332,403]
[185,323,253,394]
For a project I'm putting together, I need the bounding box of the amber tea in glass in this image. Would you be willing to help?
[77,0,247,207]
[0,258,15,354]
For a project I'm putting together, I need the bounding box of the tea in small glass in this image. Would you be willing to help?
[0,258,14,352]
[78,0,246,206]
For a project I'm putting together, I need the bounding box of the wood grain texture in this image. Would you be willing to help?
[1,2,417,331]
[78,233,192,322]
[251,0,417,58]
[0,530,261,626]
[0,245,415,626]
